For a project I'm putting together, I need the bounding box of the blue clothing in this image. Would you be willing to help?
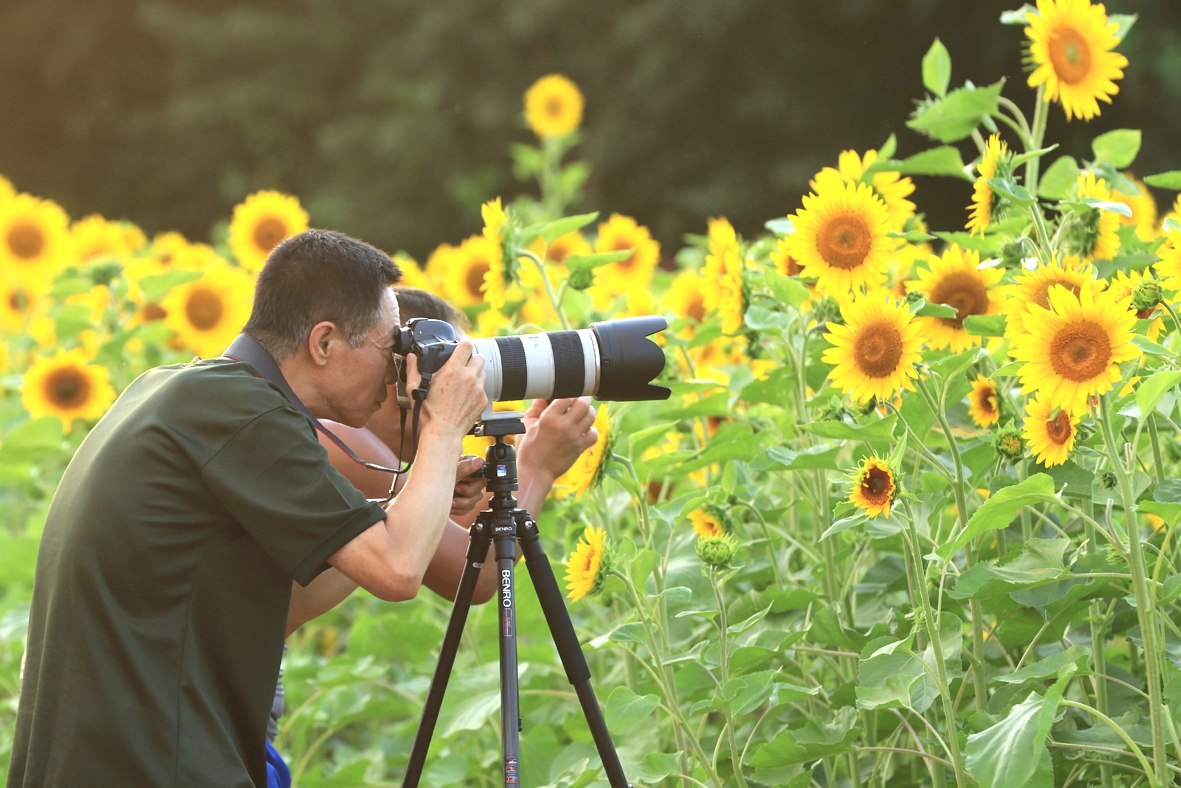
[265,742,291,788]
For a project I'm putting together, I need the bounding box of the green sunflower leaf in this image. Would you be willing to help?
[1000,5,1038,25]
[1037,156,1081,200]
[564,249,633,273]
[922,38,952,98]
[535,212,599,244]
[907,79,1005,144]
[986,178,1036,207]
[139,269,204,305]
[938,473,1058,560]
[962,314,1007,337]
[893,146,972,181]
[1144,170,1181,190]
[1109,13,1138,41]
[1091,129,1141,168]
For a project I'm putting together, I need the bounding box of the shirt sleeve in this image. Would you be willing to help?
[201,406,387,586]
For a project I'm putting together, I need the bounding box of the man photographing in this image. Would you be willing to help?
[8,230,488,788]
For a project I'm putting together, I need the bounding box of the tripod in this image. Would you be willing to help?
[402,417,632,788]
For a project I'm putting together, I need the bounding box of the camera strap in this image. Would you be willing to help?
[223,335,410,496]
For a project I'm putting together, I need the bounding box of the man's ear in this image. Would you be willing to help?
[307,321,338,367]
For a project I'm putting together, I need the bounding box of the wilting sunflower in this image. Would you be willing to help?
[701,218,746,335]
[1010,284,1139,414]
[822,293,923,403]
[564,524,611,602]
[1068,171,1121,262]
[444,236,498,308]
[1111,175,1159,241]
[662,269,708,336]
[787,181,892,297]
[524,74,584,139]
[811,148,916,231]
[1002,255,1096,338]
[1152,226,1181,293]
[1023,394,1080,467]
[162,260,255,358]
[1109,267,1164,341]
[1025,0,1128,121]
[906,245,1003,352]
[71,215,146,263]
[0,193,72,290]
[554,406,611,499]
[0,277,42,336]
[967,134,1010,236]
[590,214,660,301]
[228,190,309,273]
[22,347,116,433]
[968,375,1002,428]
[849,456,897,518]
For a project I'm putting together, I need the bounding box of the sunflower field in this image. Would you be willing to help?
[6,2,1181,786]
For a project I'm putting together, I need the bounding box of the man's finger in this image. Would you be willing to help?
[581,428,599,450]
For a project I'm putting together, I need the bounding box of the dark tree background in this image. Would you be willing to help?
[1,0,1179,260]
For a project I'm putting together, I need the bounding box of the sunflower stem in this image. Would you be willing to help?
[914,373,987,714]
[518,247,572,330]
[1148,414,1167,483]
[1084,496,1113,788]
[1098,392,1168,785]
[1026,84,1048,197]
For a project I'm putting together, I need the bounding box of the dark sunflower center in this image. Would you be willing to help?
[44,367,91,409]
[186,288,225,331]
[8,288,29,313]
[548,242,571,264]
[687,294,705,323]
[1136,307,1155,320]
[861,466,893,503]
[783,255,803,277]
[7,222,45,260]
[252,217,288,253]
[1049,27,1092,85]
[1033,279,1080,310]
[929,271,990,329]
[1049,321,1112,382]
[853,320,904,378]
[545,97,564,118]
[1046,410,1073,445]
[141,302,167,322]
[612,242,637,269]
[975,384,999,415]
[818,213,872,270]
[466,261,490,297]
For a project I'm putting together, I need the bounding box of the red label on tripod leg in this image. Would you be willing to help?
[501,606,513,637]
[504,756,519,784]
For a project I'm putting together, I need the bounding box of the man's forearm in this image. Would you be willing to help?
[287,570,358,636]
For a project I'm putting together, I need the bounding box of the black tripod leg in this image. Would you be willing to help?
[493,533,521,786]
[518,519,632,788]
[402,522,492,788]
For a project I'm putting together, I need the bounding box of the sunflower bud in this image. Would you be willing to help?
[994,423,1025,462]
[999,240,1026,270]
[1132,277,1163,314]
[567,266,596,291]
[810,294,842,327]
[696,534,737,568]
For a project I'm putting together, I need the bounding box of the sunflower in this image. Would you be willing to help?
[684,337,745,385]
[1002,255,1096,338]
[822,293,924,403]
[1111,175,1159,241]
[554,405,611,499]
[1109,267,1165,340]
[149,231,205,269]
[564,524,611,602]
[0,277,43,337]
[810,148,916,231]
[162,260,255,358]
[787,181,892,297]
[968,375,1002,427]
[22,348,116,433]
[480,198,518,310]
[1023,394,1080,467]
[1154,227,1181,293]
[1010,284,1139,414]
[228,190,309,273]
[531,230,588,270]
[688,506,730,538]
[967,134,1011,236]
[663,269,708,336]
[1068,171,1121,262]
[524,74,584,140]
[590,214,661,302]
[1026,0,1128,121]
[71,215,146,263]
[849,456,897,518]
[771,238,803,278]
[391,253,433,293]
[1166,195,1181,227]
[0,193,72,290]
[443,235,498,308]
[701,218,746,335]
[906,245,1003,352]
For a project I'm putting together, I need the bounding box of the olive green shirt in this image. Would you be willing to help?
[8,358,386,788]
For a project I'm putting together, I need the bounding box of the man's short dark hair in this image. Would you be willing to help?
[393,287,471,332]
[244,229,402,359]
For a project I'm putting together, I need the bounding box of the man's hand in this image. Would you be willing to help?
[451,454,486,516]
[404,340,488,442]
[517,397,599,486]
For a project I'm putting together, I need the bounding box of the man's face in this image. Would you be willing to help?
[322,289,400,428]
